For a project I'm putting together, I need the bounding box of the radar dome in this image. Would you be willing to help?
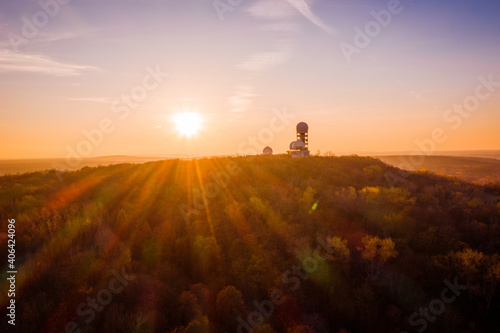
[293,140,305,149]
[263,146,273,155]
[296,122,309,132]
[289,141,296,150]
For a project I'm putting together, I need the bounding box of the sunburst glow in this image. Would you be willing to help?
[172,112,202,137]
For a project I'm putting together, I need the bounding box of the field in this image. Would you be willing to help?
[0,155,498,333]
[376,155,500,184]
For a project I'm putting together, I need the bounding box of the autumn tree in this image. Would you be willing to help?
[215,285,245,330]
[185,316,209,333]
[254,324,277,333]
[360,236,398,278]
[179,291,201,324]
[327,236,351,272]
[288,324,315,333]
[435,248,500,311]
[484,256,500,312]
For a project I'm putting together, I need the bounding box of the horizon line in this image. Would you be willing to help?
[1,149,500,161]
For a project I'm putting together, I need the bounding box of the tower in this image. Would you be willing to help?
[296,122,309,150]
[288,122,310,157]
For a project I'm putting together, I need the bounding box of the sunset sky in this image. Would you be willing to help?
[1,0,499,159]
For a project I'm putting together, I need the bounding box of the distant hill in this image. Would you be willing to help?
[376,155,500,184]
[0,155,168,176]
[362,150,500,159]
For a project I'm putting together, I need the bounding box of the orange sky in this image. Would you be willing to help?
[1,0,499,159]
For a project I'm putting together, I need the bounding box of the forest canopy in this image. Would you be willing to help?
[0,155,498,333]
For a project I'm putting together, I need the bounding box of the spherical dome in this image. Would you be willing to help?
[263,146,273,155]
[292,140,305,149]
[296,122,309,133]
[289,141,296,150]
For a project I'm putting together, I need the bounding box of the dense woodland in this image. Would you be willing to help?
[0,155,499,333]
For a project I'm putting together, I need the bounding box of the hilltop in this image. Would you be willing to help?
[0,156,498,333]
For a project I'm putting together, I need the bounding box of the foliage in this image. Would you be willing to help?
[0,156,498,332]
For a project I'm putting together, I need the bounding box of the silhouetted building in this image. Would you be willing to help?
[288,122,310,157]
[262,146,273,155]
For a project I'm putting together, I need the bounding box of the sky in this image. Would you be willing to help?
[0,0,499,160]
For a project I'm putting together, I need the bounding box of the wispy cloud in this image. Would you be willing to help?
[36,31,92,44]
[285,0,335,34]
[259,22,299,32]
[247,0,296,19]
[0,49,99,76]
[228,85,256,113]
[247,0,335,34]
[238,51,289,72]
[65,97,114,104]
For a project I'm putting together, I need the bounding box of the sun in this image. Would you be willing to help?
[172,112,203,137]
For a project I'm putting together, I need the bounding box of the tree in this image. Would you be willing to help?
[326,236,351,275]
[360,236,398,278]
[179,291,201,323]
[327,236,350,265]
[185,316,209,333]
[455,248,484,296]
[363,165,383,181]
[288,324,315,333]
[215,286,245,330]
[439,249,499,309]
[484,256,500,312]
[299,186,317,210]
[254,324,277,333]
